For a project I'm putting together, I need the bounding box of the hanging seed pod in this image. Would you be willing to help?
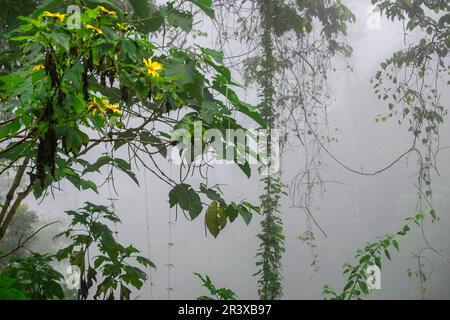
[57,90,66,106]
[108,72,115,87]
[163,99,173,113]
[79,277,89,300]
[121,86,129,103]
[87,51,94,72]
[82,57,89,102]
[147,82,153,101]
[69,46,78,57]
[36,126,57,184]
[100,73,106,87]
[98,55,105,73]
[44,50,58,87]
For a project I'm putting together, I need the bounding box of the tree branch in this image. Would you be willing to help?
[0,221,60,260]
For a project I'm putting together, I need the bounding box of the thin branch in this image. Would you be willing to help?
[0,221,60,260]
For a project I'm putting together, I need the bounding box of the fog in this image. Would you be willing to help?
[26,0,450,299]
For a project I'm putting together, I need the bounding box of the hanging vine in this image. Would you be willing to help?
[213,0,355,297]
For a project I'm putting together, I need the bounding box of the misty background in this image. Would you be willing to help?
[25,0,450,299]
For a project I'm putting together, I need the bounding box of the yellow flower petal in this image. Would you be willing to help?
[100,98,122,115]
[43,11,67,22]
[85,24,103,34]
[88,97,106,115]
[32,64,45,71]
[143,58,163,78]
[99,6,117,16]
[116,23,128,31]
[143,58,151,69]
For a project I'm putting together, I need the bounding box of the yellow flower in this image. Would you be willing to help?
[116,23,128,32]
[85,24,103,35]
[88,97,106,116]
[89,97,122,116]
[101,98,122,115]
[143,58,162,78]
[98,6,117,16]
[43,11,67,22]
[32,64,45,71]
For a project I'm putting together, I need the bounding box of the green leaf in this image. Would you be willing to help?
[0,73,25,91]
[205,201,227,238]
[166,58,202,85]
[121,39,138,62]
[167,10,193,32]
[0,275,28,300]
[237,161,251,178]
[359,281,369,294]
[238,204,252,225]
[128,0,160,33]
[225,204,239,223]
[199,184,222,202]
[136,256,156,269]
[374,256,382,269]
[139,131,168,158]
[32,0,65,17]
[169,184,203,220]
[17,16,41,28]
[201,47,224,63]
[63,62,84,92]
[83,155,112,173]
[55,245,75,261]
[51,29,71,52]
[392,239,399,252]
[343,280,354,292]
[384,249,391,260]
[212,80,266,128]
[188,0,215,18]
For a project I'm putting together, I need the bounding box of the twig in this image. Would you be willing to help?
[0,221,60,260]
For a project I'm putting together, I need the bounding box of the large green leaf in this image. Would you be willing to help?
[188,0,215,18]
[128,0,161,33]
[32,0,65,17]
[169,184,203,220]
[212,80,267,128]
[205,201,227,238]
[167,10,193,32]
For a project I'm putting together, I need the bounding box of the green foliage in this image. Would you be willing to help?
[0,0,267,300]
[195,273,237,300]
[255,175,285,300]
[244,0,356,300]
[0,274,28,300]
[268,0,355,40]
[205,201,227,238]
[371,0,449,157]
[1,253,65,300]
[54,202,153,300]
[169,183,260,237]
[0,1,263,242]
[368,0,449,297]
[169,183,203,220]
[323,213,424,300]
[0,0,41,73]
